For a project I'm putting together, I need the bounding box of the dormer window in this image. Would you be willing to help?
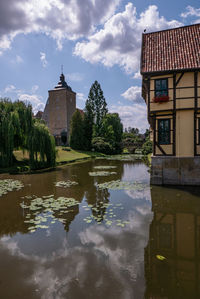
[155,78,168,97]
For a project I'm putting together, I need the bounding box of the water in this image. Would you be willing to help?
[0,159,199,299]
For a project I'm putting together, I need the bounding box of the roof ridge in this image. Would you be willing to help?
[143,23,200,35]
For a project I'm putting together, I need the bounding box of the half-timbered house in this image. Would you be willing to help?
[141,23,200,185]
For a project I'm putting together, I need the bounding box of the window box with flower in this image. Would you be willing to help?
[152,95,170,103]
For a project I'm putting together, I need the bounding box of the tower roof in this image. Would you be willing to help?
[54,73,72,91]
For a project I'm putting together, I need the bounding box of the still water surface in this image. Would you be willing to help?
[0,159,199,298]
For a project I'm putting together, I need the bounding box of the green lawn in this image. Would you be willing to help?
[14,150,29,161]
[56,147,91,162]
[13,147,105,164]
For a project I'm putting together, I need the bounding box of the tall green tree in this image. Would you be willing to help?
[101,113,123,154]
[70,110,84,150]
[87,80,108,137]
[83,100,94,150]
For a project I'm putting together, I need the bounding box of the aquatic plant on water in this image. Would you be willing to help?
[93,166,117,170]
[0,179,24,197]
[82,201,129,227]
[97,180,148,190]
[89,171,117,176]
[96,154,142,161]
[55,180,78,188]
[20,195,80,232]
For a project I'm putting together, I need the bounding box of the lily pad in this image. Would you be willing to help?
[0,179,24,197]
[55,180,78,188]
[94,166,117,170]
[156,255,166,261]
[96,154,143,161]
[89,171,117,176]
[97,180,148,191]
[20,195,80,232]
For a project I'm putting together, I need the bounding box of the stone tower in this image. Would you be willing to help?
[43,73,76,145]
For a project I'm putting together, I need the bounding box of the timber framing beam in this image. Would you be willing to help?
[175,72,185,86]
[173,73,176,156]
[194,71,198,156]
[155,141,167,155]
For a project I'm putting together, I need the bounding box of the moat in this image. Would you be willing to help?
[0,158,199,298]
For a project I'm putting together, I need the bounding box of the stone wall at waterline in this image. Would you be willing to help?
[151,156,200,185]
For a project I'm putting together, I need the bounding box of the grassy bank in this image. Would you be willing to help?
[0,147,105,174]
[56,147,105,163]
[0,147,148,174]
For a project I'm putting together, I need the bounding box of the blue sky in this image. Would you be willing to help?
[0,0,199,132]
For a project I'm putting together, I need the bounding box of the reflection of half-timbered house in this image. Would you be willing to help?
[145,187,200,298]
[141,24,200,185]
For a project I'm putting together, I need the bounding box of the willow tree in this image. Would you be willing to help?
[29,120,56,169]
[0,98,55,169]
[0,99,32,167]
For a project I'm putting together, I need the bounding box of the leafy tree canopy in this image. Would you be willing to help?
[69,109,84,150]
[0,98,55,169]
[101,113,123,154]
[87,80,108,137]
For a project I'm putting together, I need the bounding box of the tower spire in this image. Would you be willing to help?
[61,64,63,74]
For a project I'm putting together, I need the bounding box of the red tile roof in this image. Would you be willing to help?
[76,108,84,116]
[35,111,43,119]
[141,24,200,74]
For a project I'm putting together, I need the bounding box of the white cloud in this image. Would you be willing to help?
[16,55,23,63]
[2,84,43,113]
[40,52,47,68]
[121,86,141,102]
[4,84,23,95]
[181,6,200,19]
[74,3,182,74]
[31,85,39,93]
[0,34,15,55]
[77,92,86,102]
[4,84,16,93]
[110,102,148,132]
[0,0,120,53]
[67,73,83,82]
[18,93,44,113]
[133,71,141,79]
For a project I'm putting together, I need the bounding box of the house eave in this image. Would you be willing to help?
[141,67,200,77]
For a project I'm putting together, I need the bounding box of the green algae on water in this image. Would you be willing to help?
[0,179,24,197]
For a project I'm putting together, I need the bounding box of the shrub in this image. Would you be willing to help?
[142,138,152,155]
[92,137,113,155]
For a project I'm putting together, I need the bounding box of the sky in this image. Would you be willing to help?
[0,0,199,132]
